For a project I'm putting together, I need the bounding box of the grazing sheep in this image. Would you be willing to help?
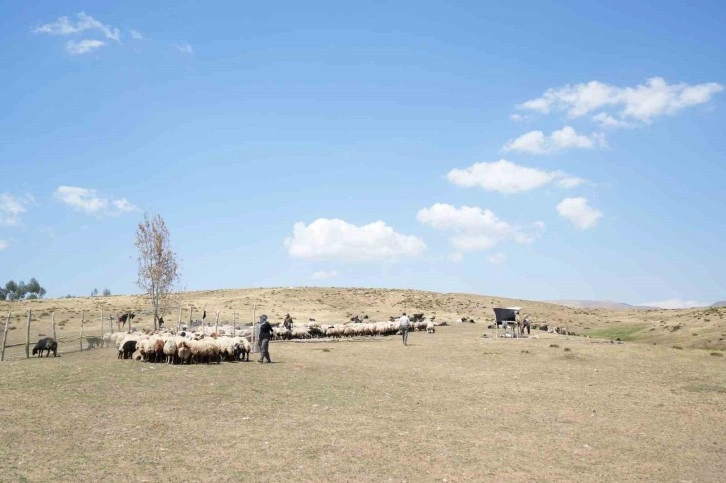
[118,340,137,359]
[234,337,251,361]
[163,337,178,364]
[426,322,435,333]
[32,337,58,358]
[177,341,192,364]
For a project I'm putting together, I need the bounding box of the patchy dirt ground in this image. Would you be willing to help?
[1,321,724,482]
[2,287,725,362]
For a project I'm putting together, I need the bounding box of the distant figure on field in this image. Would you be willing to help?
[399,312,411,346]
[521,317,531,335]
[258,314,273,363]
[283,313,293,331]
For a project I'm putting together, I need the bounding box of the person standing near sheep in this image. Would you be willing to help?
[399,312,411,346]
[257,314,273,363]
[283,313,293,331]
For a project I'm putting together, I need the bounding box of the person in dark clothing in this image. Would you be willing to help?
[258,314,273,363]
[283,313,293,331]
[521,317,531,335]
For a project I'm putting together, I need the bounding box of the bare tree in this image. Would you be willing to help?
[135,213,181,330]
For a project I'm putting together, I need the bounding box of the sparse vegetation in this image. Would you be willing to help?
[585,325,646,341]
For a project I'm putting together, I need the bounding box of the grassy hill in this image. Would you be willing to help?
[1,287,725,359]
[1,287,724,481]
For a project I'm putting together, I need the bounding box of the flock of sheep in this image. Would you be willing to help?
[105,317,442,364]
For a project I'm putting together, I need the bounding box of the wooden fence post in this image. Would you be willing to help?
[52,312,57,342]
[80,310,85,352]
[215,310,220,335]
[1,311,10,362]
[25,309,32,358]
[178,307,182,333]
[100,308,104,337]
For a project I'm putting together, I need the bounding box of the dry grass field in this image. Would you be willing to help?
[1,288,725,481]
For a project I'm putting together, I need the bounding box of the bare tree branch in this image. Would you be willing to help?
[135,213,181,330]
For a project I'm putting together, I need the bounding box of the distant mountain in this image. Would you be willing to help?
[712,301,726,307]
[547,300,654,310]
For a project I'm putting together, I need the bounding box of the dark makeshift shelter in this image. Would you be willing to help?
[493,308,518,323]
[493,307,521,336]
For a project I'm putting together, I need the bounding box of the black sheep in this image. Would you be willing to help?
[32,337,58,358]
[118,340,137,359]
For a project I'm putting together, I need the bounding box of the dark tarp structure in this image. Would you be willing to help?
[493,308,518,323]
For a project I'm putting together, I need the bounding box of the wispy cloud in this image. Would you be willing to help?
[487,252,507,264]
[176,42,193,54]
[130,29,144,40]
[66,39,106,55]
[557,197,602,230]
[311,270,338,280]
[0,192,34,225]
[516,77,724,125]
[503,126,605,155]
[53,186,138,216]
[640,299,708,309]
[418,203,543,261]
[447,159,586,194]
[0,240,8,251]
[33,12,120,42]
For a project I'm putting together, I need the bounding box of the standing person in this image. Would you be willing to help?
[399,312,411,346]
[283,313,293,331]
[257,314,273,363]
[521,317,531,335]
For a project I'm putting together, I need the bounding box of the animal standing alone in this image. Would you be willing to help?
[32,337,58,358]
[117,312,136,328]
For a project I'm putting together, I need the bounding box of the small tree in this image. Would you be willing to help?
[102,288,111,296]
[135,213,180,330]
[91,288,98,297]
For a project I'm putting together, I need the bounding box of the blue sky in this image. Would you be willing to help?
[1,1,724,308]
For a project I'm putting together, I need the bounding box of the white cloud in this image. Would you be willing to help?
[516,77,724,125]
[503,126,604,154]
[448,252,463,263]
[556,176,586,188]
[640,299,708,309]
[509,113,530,122]
[54,186,138,216]
[33,12,120,42]
[112,198,137,213]
[130,29,144,40]
[0,193,33,225]
[176,42,193,54]
[285,218,425,262]
[0,240,8,250]
[417,203,543,258]
[66,39,106,55]
[447,159,585,194]
[311,270,338,280]
[557,197,602,230]
[487,252,507,264]
[592,112,632,129]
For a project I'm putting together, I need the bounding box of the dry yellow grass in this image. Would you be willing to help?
[2,287,725,359]
[1,319,725,481]
[1,288,725,481]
